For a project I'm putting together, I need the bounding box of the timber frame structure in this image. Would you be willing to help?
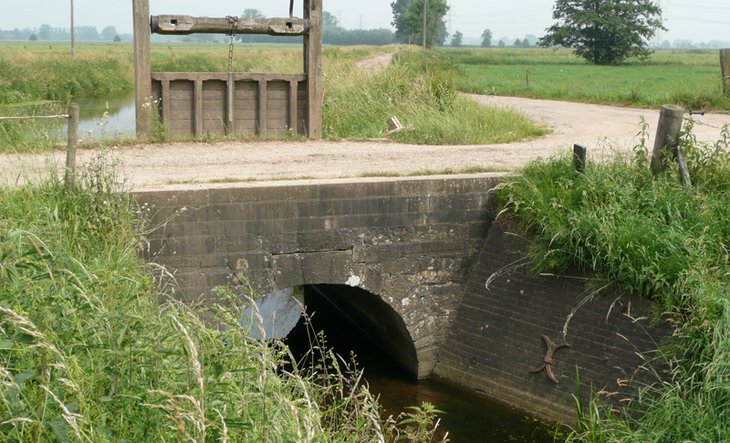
[132,0,323,140]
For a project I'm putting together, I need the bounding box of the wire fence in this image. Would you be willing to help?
[0,104,79,191]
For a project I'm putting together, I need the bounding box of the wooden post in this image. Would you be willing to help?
[676,146,692,188]
[721,49,730,95]
[65,104,79,192]
[573,144,586,174]
[304,0,323,139]
[70,0,75,57]
[133,0,152,139]
[650,105,685,177]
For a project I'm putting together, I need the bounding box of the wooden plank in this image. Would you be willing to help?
[227,73,235,134]
[151,15,308,36]
[161,80,171,122]
[133,0,152,139]
[194,80,203,136]
[258,79,268,135]
[304,0,323,139]
[152,72,306,82]
[289,80,298,132]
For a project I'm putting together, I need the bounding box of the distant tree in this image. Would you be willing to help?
[101,25,117,41]
[29,33,38,41]
[513,38,523,47]
[522,38,531,47]
[659,40,671,49]
[539,0,666,65]
[392,0,449,47]
[113,35,122,43]
[481,29,492,47]
[497,40,505,47]
[242,8,264,19]
[524,34,538,46]
[391,0,413,43]
[38,24,52,40]
[451,30,463,47]
[323,11,342,31]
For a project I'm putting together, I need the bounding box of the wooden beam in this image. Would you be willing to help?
[304,0,323,139]
[151,16,308,35]
[194,80,203,137]
[226,74,235,134]
[133,0,152,139]
[258,80,268,135]
[289,80,298,133]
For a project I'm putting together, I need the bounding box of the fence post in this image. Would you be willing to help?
[721,49,730,96]
[650,105,684,177]
[573,144,586,174]
[66,104,79,192]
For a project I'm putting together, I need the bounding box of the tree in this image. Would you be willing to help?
[450,30,463,47]
[242,9,264,19]
[101,25,117,41]
[391,0,413,43]
[513,38,523,47]
[29,33,38,41]
[539,0,666,65]
[392,0,449,47]
[481,29,492,47]
[497,40,505,47]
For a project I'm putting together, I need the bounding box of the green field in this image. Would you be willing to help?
[0,43,542,151]
[449,47,730,110]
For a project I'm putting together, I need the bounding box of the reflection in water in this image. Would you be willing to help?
[286,285,559,443]
[70,95,136,140]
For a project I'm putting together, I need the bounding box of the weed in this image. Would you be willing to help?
[501,124,730,441]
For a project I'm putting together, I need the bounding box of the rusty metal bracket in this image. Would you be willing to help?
[530,334,570,384]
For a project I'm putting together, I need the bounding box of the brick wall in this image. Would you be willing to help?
[135,174,502,378]
[433,220,669,422]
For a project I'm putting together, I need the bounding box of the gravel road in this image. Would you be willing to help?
[1,95,728,191]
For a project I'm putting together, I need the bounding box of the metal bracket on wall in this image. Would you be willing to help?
[530,334,570,384]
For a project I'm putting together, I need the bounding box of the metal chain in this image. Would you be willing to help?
[226,15,239,74]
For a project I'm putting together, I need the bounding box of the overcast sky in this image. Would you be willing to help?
[0,0,728,43]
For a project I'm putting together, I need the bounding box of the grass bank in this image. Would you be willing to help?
[0,162,446,442]
[324,50,546,144]
[451,47,730,111]
[500,124,730,441]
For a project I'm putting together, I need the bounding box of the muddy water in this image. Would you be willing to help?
[286,285,560,443]
[70,95,136,140]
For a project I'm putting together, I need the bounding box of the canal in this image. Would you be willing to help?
[285,285,560,443]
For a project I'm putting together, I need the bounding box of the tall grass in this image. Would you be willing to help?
[500,123,730,441]
[0,157,447,442]
[324,49,545,144]
[450,47,730,110]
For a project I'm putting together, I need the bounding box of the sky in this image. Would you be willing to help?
[0,0,728,43]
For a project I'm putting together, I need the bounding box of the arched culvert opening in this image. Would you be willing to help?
[286,284,419,380]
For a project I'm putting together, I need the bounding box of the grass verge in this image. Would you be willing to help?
[499,123,730,441]
[324,50,546,144]
[0,159,446,442]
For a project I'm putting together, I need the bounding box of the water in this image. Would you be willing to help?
[286,285,560,443]
[71,95,136,140]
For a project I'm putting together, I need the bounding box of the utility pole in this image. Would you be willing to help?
[421,0,429,49]
[70,0,75,57]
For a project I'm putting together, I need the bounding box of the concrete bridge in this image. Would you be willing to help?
[135,174,666,422]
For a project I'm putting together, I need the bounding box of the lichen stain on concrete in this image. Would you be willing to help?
[345,275,361,287]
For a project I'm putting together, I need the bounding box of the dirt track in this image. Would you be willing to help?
[1,95,729,191]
